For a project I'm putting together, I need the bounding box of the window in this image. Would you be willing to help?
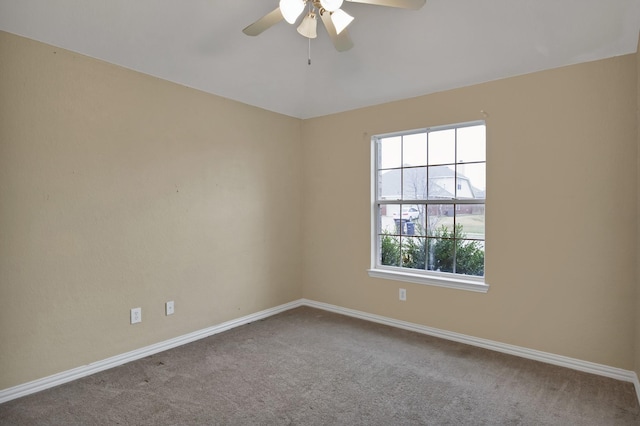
[368,121,488,293]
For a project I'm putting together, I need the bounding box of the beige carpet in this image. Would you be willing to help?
[1,306,638,425]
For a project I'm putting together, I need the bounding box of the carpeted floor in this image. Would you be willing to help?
[1,306,639,425]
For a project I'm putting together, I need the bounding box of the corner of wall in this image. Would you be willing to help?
[635,30,640,385]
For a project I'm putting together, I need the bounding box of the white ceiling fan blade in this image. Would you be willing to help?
[243,8,284,36]
[345,0,425,10]
[320,11,354,52]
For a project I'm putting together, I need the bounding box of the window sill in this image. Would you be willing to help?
[367,268,489,293]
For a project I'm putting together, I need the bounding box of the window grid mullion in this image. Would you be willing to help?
[376,199,485,205]
[453,128,458,274]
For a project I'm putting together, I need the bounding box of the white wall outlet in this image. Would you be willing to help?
[130,307,142,324]
[399,288,407,301]
[166,301,175,316]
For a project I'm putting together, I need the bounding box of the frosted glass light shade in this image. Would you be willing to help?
[320,0,343,12]
[297,12,318,38]
[280,0,305,24]
[331,9,354,34]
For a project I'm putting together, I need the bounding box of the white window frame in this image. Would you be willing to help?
[367,121,489,293]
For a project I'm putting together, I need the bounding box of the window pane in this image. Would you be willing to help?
[379,205,399,234]
[379,136,402,169]
[426,204,454,237]
[455,240,485,276]
[457,163,485,199]
[402,133,427,167]
[378,170,401,200]
[390,204,421,235]
[455,205,485,240]
[427,238,454,273]
[402,237,427,269]
[402,167,427,200]
[410,205,427,236]
[428,128,455,165]
[457,125,486,164]
[379,234,400,266]
[427,165,456,199]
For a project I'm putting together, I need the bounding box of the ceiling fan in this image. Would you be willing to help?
[243,0,426,52]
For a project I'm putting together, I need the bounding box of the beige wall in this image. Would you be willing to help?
[0,31,303,389]
[302,54,638,369]
[636,33,640,378]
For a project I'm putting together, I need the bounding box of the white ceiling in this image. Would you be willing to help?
[1,0,639,119]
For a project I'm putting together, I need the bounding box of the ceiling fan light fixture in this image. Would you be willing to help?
[331,9,354,34]
[297,12,318,38]
[319,0,343,12]
[279,0,305,24]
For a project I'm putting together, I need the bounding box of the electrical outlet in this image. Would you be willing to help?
[131,307,142,324]
[399,288,407,301]
[166,301,174,316]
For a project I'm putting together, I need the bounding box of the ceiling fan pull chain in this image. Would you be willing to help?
[308,37,312,65]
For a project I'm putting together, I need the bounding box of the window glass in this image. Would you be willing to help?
[379,204,399,234]
[402,237,427,269]
[379,234,400,267]
[378,170,401,200]
[402,167,427,200]
[379,136,402,169]
[457,163,485,199]
[457,125,486,163]
[455,240,485,276]
[456,204,485,240]
[426,204,455,237]
[428,128,455,165]
[427,238,454,273]
[427,165,456,200]
[402,133,427,167]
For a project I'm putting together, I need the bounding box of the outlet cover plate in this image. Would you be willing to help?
[131,307,142,324]
[399,288,407,301]
[166,301,174,316]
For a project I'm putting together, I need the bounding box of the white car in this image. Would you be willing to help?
[392,207,419,221]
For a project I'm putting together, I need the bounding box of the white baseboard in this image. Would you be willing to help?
[300,299,640,407]
[633,374,640,408]
[2,297,639,408]
[0,300,304,404]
